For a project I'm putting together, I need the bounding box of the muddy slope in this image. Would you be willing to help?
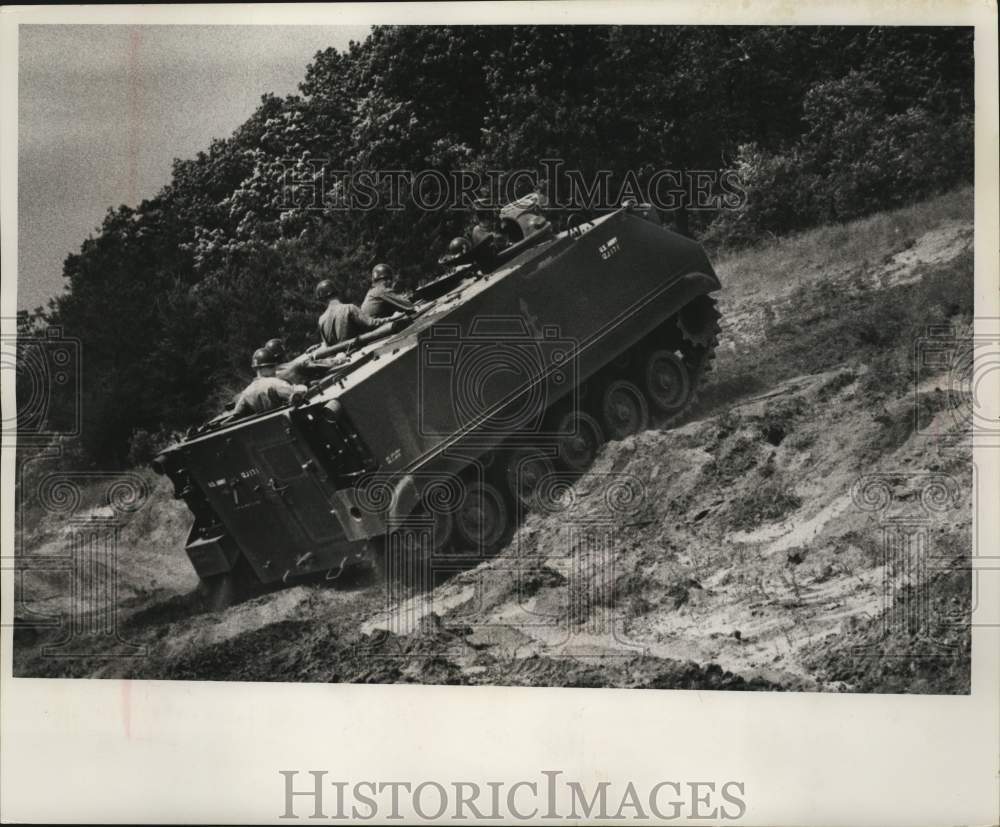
[13,200,974,692]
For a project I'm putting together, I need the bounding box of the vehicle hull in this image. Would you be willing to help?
[156,208,721,586]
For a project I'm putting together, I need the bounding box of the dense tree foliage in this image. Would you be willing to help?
[34,25,973,464]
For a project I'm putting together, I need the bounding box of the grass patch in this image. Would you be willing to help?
[754,397,806,447]
[787,431,817,451]
[695,248,974,421]
[817,368,858,400]
[695,373,769,416]
[714,186,972,301]
[702,434,760,482]
[727,476,803,531]
[766,250,973,379]
[804,554,971,694]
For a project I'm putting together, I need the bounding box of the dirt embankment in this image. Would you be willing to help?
[12,191,975,692]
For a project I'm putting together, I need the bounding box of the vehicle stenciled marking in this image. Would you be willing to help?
[598,236,621,260]
[206,468,259,489]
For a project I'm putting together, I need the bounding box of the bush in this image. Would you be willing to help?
[706,71,974,246]
[126,427,180,467]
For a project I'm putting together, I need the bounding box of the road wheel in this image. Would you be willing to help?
[454,481,510,553]
[643,349,692,414]
[600,380,649,440]
[395,503,455,557]
[504,448,556,508]
[553,410,605,472]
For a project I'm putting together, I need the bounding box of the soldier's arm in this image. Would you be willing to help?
[350,304,390,330]
[270,379,302,403]
[381,289,415,313]
[231,394,253,418]
[281,381,310,406]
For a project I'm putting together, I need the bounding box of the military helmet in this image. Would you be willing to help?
[371,263,393,284]
[251,347,277,370]
[263,338,286,361]
[315,279,336,301]
[448,236,472,256]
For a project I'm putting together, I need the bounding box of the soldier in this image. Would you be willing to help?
[315,279,396,346]
[231,348,307,418]
[469,197,507,263]
[440,236,473,266]
[360,263,415,318]
[471,196,500,247]
[262,337,287,364]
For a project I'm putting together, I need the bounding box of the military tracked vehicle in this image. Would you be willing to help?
[153,197,721,597]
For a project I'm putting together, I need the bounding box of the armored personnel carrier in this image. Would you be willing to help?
[153,198,721,597]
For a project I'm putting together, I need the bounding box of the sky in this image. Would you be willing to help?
[17,24,371,312]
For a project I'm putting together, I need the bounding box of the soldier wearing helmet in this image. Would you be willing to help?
[315,279,337,303]
[360,263,415,318]
[471,194,503,247]
[262,337,287,364]
[231,347,307,418]
[438,236,473,268]
[468,197,506,265]
[316,279,397,346]
[447,236,472,258]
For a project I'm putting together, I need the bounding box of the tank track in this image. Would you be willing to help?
[419,292,722,559]
[660,293,721,427]
[203,295,722,604]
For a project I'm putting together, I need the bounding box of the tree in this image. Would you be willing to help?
[38,25,975,464]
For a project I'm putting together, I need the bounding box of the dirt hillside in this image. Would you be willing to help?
[13,189,974,692]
